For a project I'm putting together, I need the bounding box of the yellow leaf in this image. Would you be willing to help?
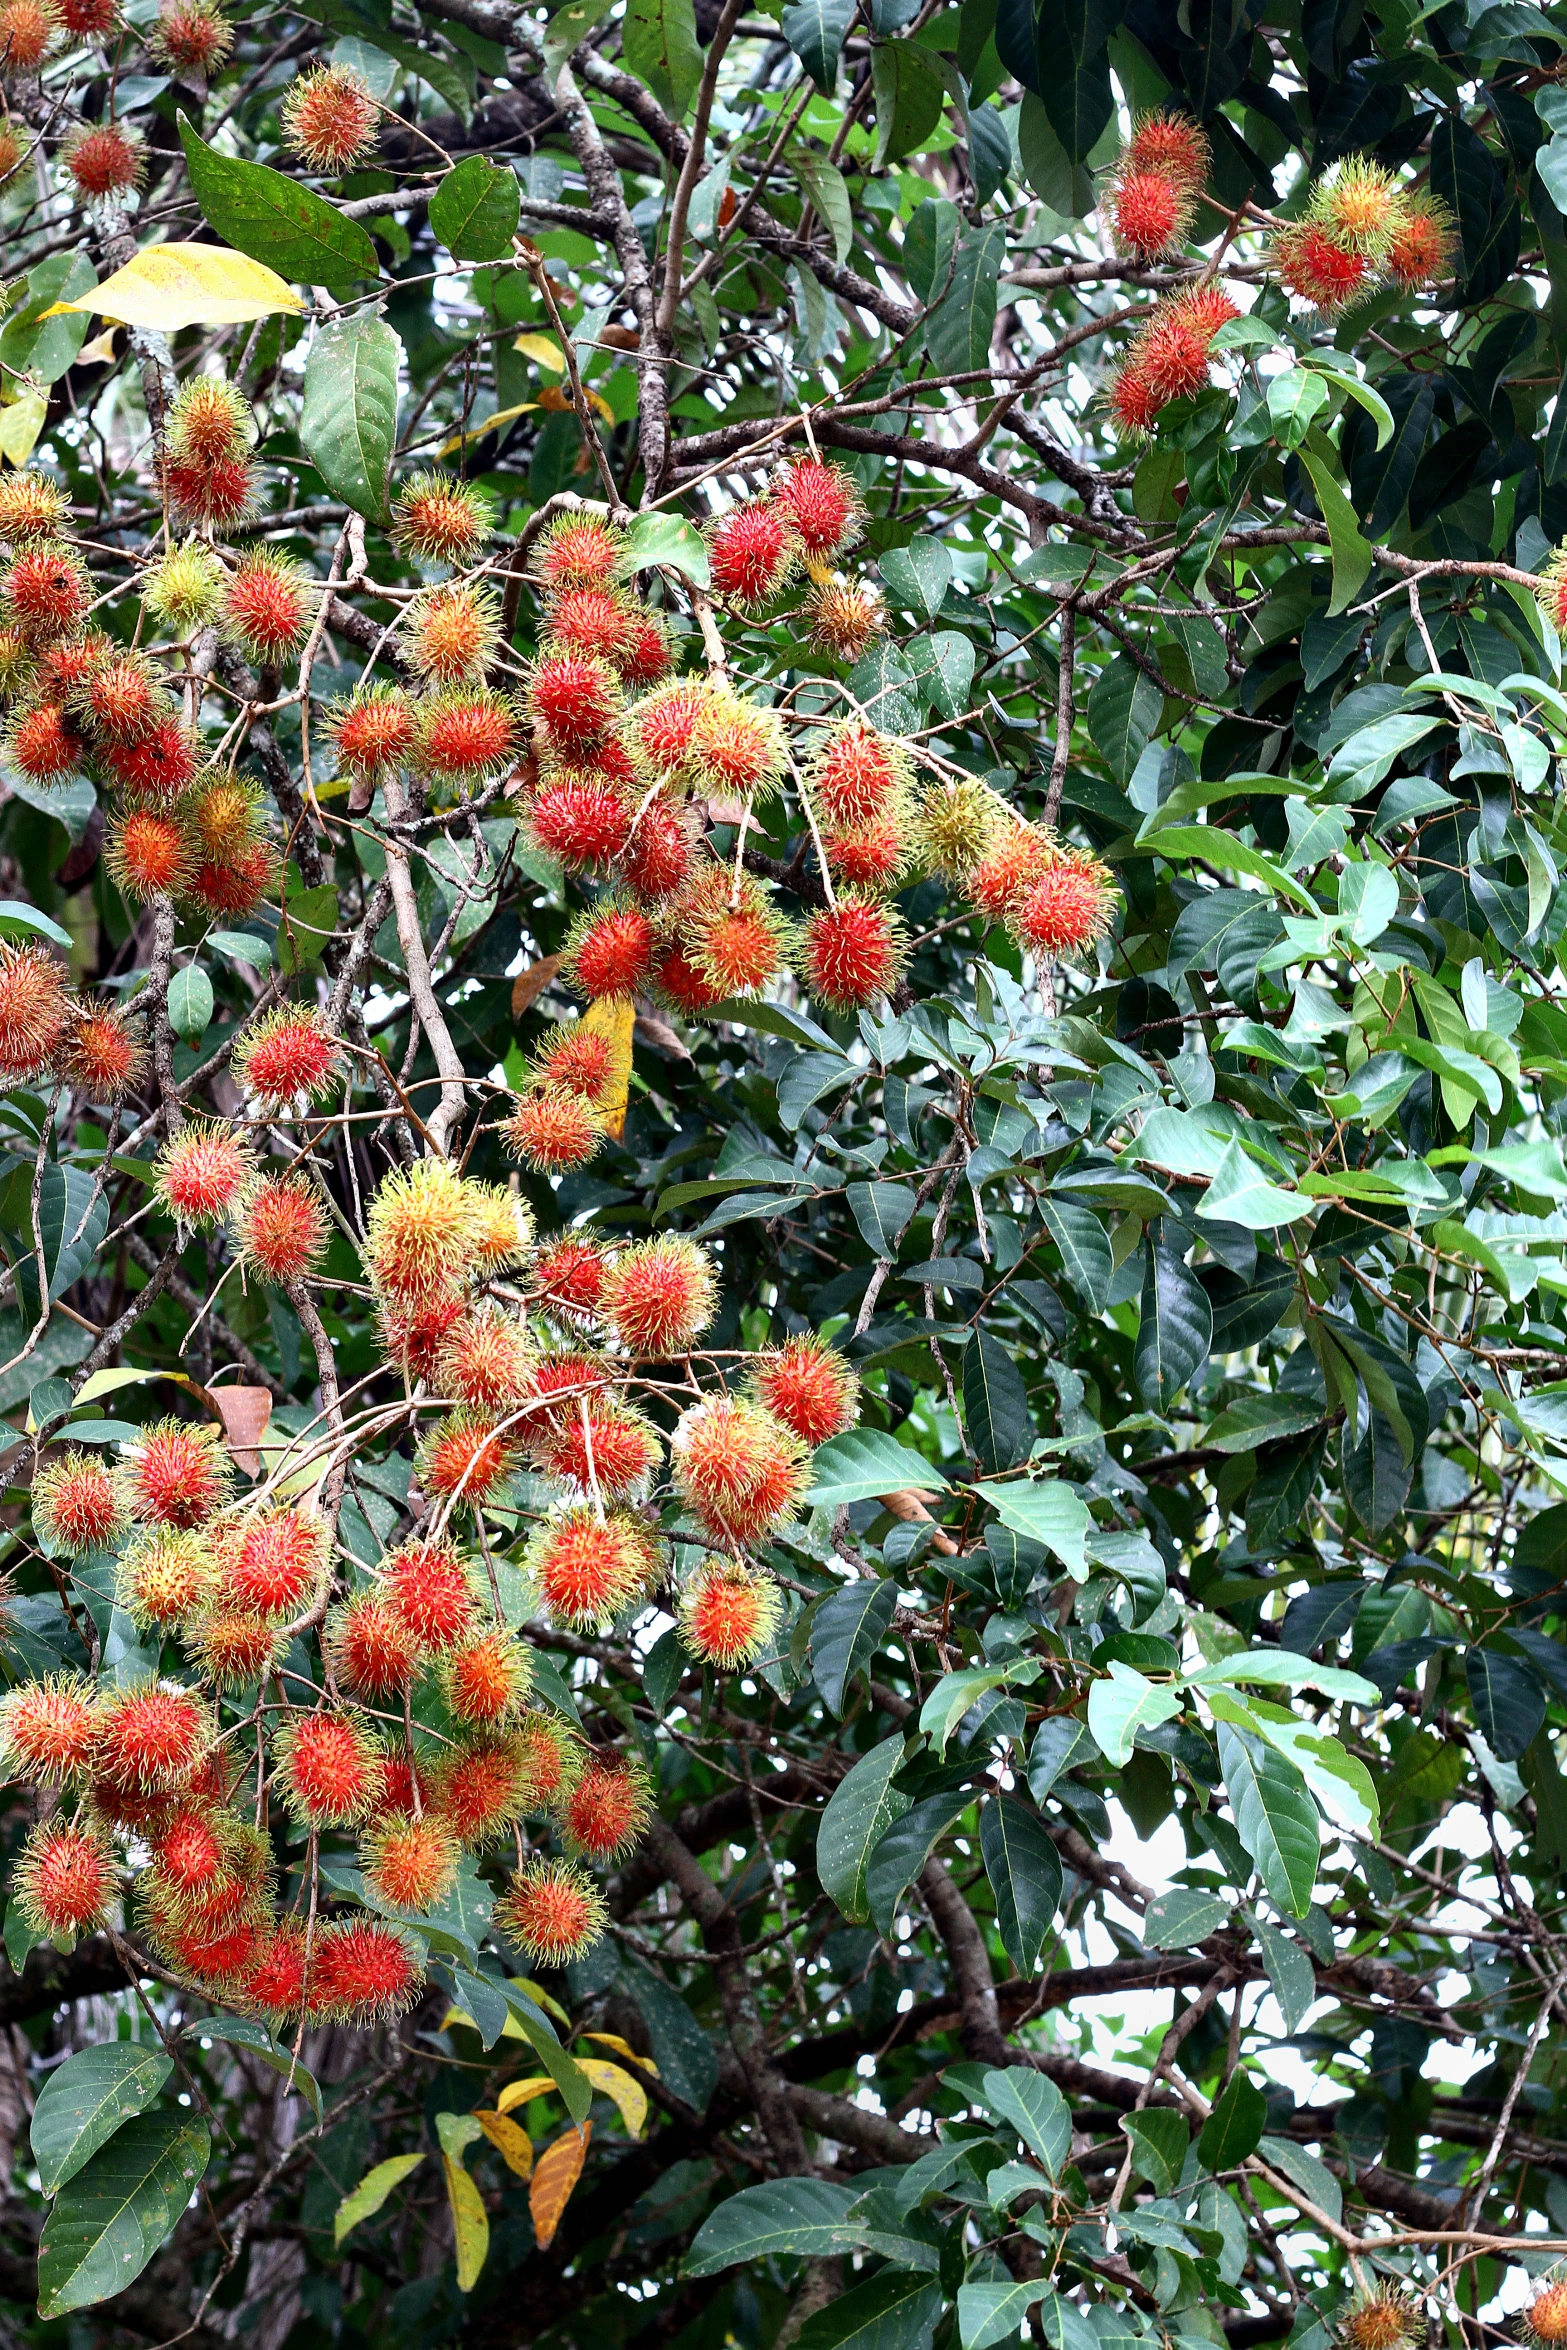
[585,386,615,423]
[75,325,119,365]
[577,2059,647,2140]
[529,2121,590,2249]
[582,2033,660,2076]
[474,2108,534,2179]
[0,391,46,467]
[508,1975,571,2026]
[578,997,634,1141]
[496,2075,557,2116]
[44,242,303,331]
[514,330,565,370]
[442,2152,490,2291]
[438,399,537,456]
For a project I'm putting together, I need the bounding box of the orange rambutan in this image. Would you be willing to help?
[823,813,908,892]
[680,1559,782,1670]
[232,1172,329,1286]
[559,1747,652,1864]
[32,1449,124,1554]
[534,1399,660,1498]
[313,1918,423,2021]
[969,823,1052,920]
[1336,2287,1424,2350]
[0,114,26,174]
[163,375,254,511]
[801,893,905,1010]
[534,1023,614,1099]
[526,1506,655,1630]
[688,686,786,800]
[754,1332,858,1445]
[0,0,59,76]
[281,61,378,172]
[708,499,797,608]
[223,550,311,665]
[0,1671,99,1782]
[6,699,79,785]
[183,1605,286,1690]
[564,896,656,1001]
[391,470,492,567]
[325,1590,421,1700]
[618,797,695,897]
[496,1856,607,1964]
[527,651,622,760]
[676,867,793,999]
[623,677,710,782]
[325,683,416,779]
[600,1235,715,1358]
[373,1746,432,1819]
[529,511,626,598]
[1139,284,1240,403]
[442,1627,532,1729]
[416,686,517,781]
[360,1810,461,1911]
[154,1118,253,1229]
[382,1536,481,1652]
[183,841,278,922]
[1386,194,1454,289]
[55,1000,146,1100]
[106,807,192,902]
[0,939,70,1081]
[544,585,643,669]
[528,771,632,870]
[1273,220,1371,314]
[534,1233,611,1322]
[163,446,259,532]
[0,467,67,540]
[149,0,233,76]
[1124,110,1208,190]
[514,1712,581,1808]
[76,649,169,744]
[117,1416,231,1528]
[232,1006,340,1110]
[227,1506,328,1617]
[416,1407,518,1512]
[432,1733,528,1845]
[504,1087,605,1174]
[402,581,499,684]
[671,1396,806,1545]
[185,768,265,865]
[1010,849,1118,958]
[14,1823,112,1939]
[364,1157,480,1305]
[1523,2271,1567,2349]
[94,1678,212,1790]
[806,574,886,664]
[437,1309,532,1410]
[276,1708,379,1826]
[117,1525,214,1629]
[1105,164,1191,258]
[770,454,861,558]
[809,723,910,826]
[61,119,143,202]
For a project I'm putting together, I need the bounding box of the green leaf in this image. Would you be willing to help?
[1217,1723,1320,1918]
[978,2066,1071,2171]
[817,1736,912,1922]
[622,0,702,114]
[871,38,947,167]
[1197,2069,1268,2172]
[1144,1887,1229,1949]
[209,927,273,969]
[684,2177,859,2275]
[979,1794,1062,1976]
[38,2111,211,2318]
[30,2046,173,2199]
[1204,1395,1326,1453]
[805,1429,949,1506]
[1087,654,1161,784]
[926,224,1006,377]
[620,507,711,588]
[1038,1199,1112,1311]
[865,1791,970,1935]
[811,1577,898,1715]
[0,900,72,948]
[962,1331,1032,1474]
[907,628,976,720]
[167,965,211,1047]
[1250,1914,1316,2034]
[904,195,961,302]
[1256,2134,1341,2225]
[191,2017,321,2118]
[542,0,614,75]
[335,2152,425,2245]
[1299,446,1373,617]
[780,0,854,88]
[846,1179,917,1255]
[976,1477,1091,1576]
[1015,91,1094,215]
[1466,1647,1547,1761]
[920,1662,1038,1752]
[1267,368,1331,449]
[790,153,853,264]
[796,2271,943,2350]
[958,2280,1053,2350]
[1196,1139,1312,1230]
[880,539,951,621]
[178,114,378,288]
[1142,824,1319,911]
[300,312,400,520]
[1087,1660,1181,1766]
[429,155,520,262]
[1121,2108,1188,2194]
[1135,1242,1212,1409]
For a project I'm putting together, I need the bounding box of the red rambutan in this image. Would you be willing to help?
[969,824,1053,921]
[529,512,626,599]
[7,699,79,784]
[618,798,694,897]
[437,1309,532,1409]
[823,813,907,892]
[534,1399,660,1498]
[276,1708,379,1826]
[326,683,416,779]
[680,1559,783,1670]
[94,1679,211,1790]
[432,1734,527,1845]
[623,677,710,782]
[565,897,656,1001]
[313,1918,423,2021]
[106,807,191,902]
[534,1023,614,1099]
[117,1416,231,1528]
[223,551,311,664]
[495,1856,607,1965]
[1273,220,1371,314]
[382,1537,481,1652]
[801,894,905,1010]
[0,0,60,77]
[649,938,728,1017]
[1386,195,1454,289]
[103,717,199,801]
[600,1235,715,1358]
[325,1590,421,1700]
[243,1921,314,2020]
[544,586,643,670]
[528,772,632,871]
[1010,850,1118,958]
[227,1506,327,1618]
[232,1006,340,1110]
[14,1822,112,1939]
[416,687,517,781]
[617,609,673,689]
[55,1001,146,1100]
[0,1672,99,1783]
[416,1407,517,1512]
[769,455,861,559]
[534,1233,611,1322]
[1123,110,1208,191]
[754,1332,858,1445]
[560,1747,652,1864]
[1523,2273,1567,2350]
[153,1806,226,1895]
[527,651,622,760]
[378,1295,467,1383]
[809,723,910,825]
[708,500,797,608]
[526,1506,654,1630]
[62,119,144,202]
[671,1396,806,1545]
[154,1118,253,1229]
[281,61,378,173]
[148,0,233,76]
[232,1173,329,1286]
[183,842,278,922]
[32,1449,124,1554]
[1105,165,1191,259]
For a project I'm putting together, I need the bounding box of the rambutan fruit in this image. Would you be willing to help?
[622,677,710,783]
[1523,2270,1567,2349]
[360,1811,462,1912]
[916,773,1002,881]
[164,374,252,485]
[559,1747,652,1864]
[1336,2287,1424,2350]
[402,581,500,684]
[1138,284,1240,404]
[514,1712,581,1809]
[416,1407,518,1513]
[1,547,86,645]
[74,649,171,745]
[232,1005,340,1110]
[671,1396,807,1545]
[805,574,886,664]
[676,866,794,999]
[1124,110,1208,190]
[0,940,70,1080]
[242,1921,314,2021]
[0,0,60,76]
[313,1918,423,2021]
[521,1349,609,1424]
[184,1605,286,1690]
[382,1536,481,1652]
[14,1822,112,1939]
[688,686,786,800]
[823,812,908,893]
[391,470,493,568]
[154,1118,253,1230]
[152,1806,227,1897]
[534,1023,614,1100]
[87,1778,172,1838]
[527,771,632,870]
[32,1449,124,1554]
[969,823,1052,920]
[184,765,268,865]
[324,1590,420,1699]
[142,540,225,633]
[754,1332,858,1445]
[0,625,30,690]
[526,1506,655,1630]
[437,1309,532,1410]
[600,1235,715,1358]
[0,116,27,176]
[117,1415,231,1528]
[5,699,79,785]
[1273,220,1371,314]
[102,716,199,800]
[708,499,798,608]
[529,511,626,598]
[117,1525,214,1629]
[163,1916,259,1985]
[0,1672,99,1783]
[534,1398,660,1499]
[55,1001,146,1102]
[442,1627,532,1729]
[1105,164,1191,259]
[226,1506,328,1618]
[618,798,695,898]
[495,1856,607,1965]
[810,723,911,826]
[183,841,278,922]
[1544,548,1567,635]
[770,454,861,558]
[0,467,67,541]
[276,1707,379,1826]
[469,1182,534,1275]
[378,1295,467,1383]
[61,118,144,202]
[416,686,517,781]
[544,585,644,670]
[281,61,379,172]
[1010,849,1118,958]
[106,806,192,902]
[163,447,258,532]
[325,682,416,779]
[681,1559,783,1670]
[801,894,906,1011]
[364,1156,481,1305]
[564,896,656,1001]
[94,1678,212,1791]
[1386,193,1454,289]
[222,550,312,665]
[504,1086,606,1174]
[534,1233,611,1323]
[617,608,673,690]
[431,1733,528,1846]
[527,651,622,760]
[1309,156,1402,258]
[649,937,728,1018]
[231,1172,329,1286]
[148,0,233,76]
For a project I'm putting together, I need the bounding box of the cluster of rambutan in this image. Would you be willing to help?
[0,932,147,1102]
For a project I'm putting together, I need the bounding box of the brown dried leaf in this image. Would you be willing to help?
[208,1384,273,1477]
[512,954,563,1021]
